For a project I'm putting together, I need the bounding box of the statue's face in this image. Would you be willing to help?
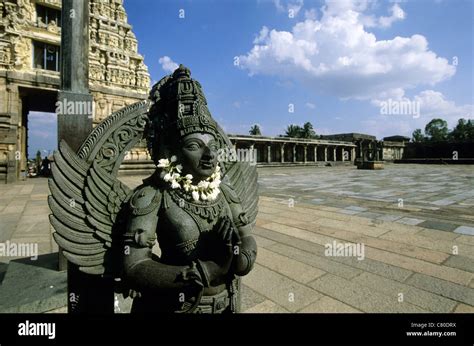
[179,133,218,182]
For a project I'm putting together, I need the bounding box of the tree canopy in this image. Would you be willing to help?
[249,124,262,136]
[412,118,473,143]
[283,122,317,139]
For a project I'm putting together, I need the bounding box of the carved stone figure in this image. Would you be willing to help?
[12,35,29,69]
[49,65,258,313]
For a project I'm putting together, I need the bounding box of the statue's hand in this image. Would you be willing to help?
[214,217,236,273]
[195,217,241,286]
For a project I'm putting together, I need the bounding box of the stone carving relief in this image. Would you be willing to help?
[88,0,150,93]
[12,35,29,70]
[0,39,12,67]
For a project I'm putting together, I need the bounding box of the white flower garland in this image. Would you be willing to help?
[157,155,221,202]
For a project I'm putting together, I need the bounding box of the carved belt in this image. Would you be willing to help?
[193,289,230,314]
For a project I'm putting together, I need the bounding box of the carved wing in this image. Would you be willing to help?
[222,161,259,226]
[48,100,150,275]
[49,142,131,274]
[216,124,259,226]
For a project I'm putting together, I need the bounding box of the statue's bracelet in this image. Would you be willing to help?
[179,262,204,287]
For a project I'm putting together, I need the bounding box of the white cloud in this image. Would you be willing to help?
[361,3,405,28]
[158,56,179,73]
[413,90,473,124]
[254,26,270,44]
[365,90,473,138]
[273,0,303,16]
[305,102,316,109]
[237,0,455,101]
[372,89,473,123]
[378,4,405,28]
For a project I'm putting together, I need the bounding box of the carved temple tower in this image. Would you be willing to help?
[0,0,150,183]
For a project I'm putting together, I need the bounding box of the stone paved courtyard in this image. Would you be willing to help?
[0,164,473,313]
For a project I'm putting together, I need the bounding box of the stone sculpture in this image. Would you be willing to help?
[49,65,258,313]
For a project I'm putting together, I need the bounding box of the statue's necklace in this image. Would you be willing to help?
[157,156,222,202]
[168,188,225,233]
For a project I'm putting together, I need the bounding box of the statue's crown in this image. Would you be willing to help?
[149,64,218,138]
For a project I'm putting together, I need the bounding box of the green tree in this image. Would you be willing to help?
[412,129,425,143]
[449,118,474,142]
[424,118,448,142]
[467,120,474,141]
[249,124,262,136]
[301,122,316,139]
[285,124,303,138]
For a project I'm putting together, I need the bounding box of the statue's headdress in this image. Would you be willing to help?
[147,65,223,163]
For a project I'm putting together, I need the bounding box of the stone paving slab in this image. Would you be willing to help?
[300,295,361,313]
[351,272,458,313]
[243,300,290,313]
[454,304,474,313]
[265,240,362,280]
[365,247,473,286]
[418,220,459,232]
[240,285,267,312]
[405,273,474,306]
[379,230,474,260]
[256,247,326,284]
[308,273,427,313]
[454,226,474,236]
[242,263,322,312]
[0,254,66,313]
[443,255,474,274]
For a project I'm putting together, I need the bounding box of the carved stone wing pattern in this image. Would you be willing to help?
[48,100,150,275]
[223,161,259,227]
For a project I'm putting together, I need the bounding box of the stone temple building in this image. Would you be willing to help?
[0,0,150,183]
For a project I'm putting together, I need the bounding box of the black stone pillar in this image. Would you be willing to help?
[57,0,114,314]
[58,0,93,150]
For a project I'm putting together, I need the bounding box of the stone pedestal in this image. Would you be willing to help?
[357,161,384,170]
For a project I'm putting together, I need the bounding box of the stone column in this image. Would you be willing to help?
[267,145,271,163]
[304,145,307,163]
[293,145,296,163]
[58,0,114,314]
[341,147,345,161]
[351,147,355,162]
[314,145,318,162]
[280,143,285,163]
[58,0,93,151]
[333,147,337,161]
[250,144,255,163]
[324,146,328,162]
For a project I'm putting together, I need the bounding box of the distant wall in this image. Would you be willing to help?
[403,142,474,159]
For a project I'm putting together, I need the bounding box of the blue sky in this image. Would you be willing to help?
[124,0,473,138]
